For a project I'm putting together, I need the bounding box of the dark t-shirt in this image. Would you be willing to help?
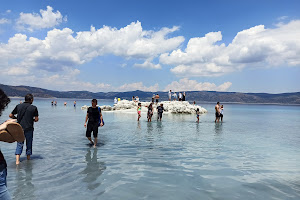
[87,107,100,123]
[0,150,6,168]
[12,102,38,131]
[157,106,164,113]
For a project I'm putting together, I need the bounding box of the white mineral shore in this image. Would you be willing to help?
[81,100,207,114]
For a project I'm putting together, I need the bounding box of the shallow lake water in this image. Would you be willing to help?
[0,98,299,200]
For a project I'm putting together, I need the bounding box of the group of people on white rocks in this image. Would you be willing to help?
[168,90,186,101]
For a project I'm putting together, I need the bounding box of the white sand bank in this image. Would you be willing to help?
[81,100,207,114]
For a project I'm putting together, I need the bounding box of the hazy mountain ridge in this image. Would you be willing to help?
[1,84,300,104]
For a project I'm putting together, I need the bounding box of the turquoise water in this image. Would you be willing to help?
[0,99,299,200]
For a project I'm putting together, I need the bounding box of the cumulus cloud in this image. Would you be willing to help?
[117,82,159,92]
[0,20,184,92]
[161,20,300,77]
[16,6,66,31]
[164,78,232,92]
[0,21,183,75]
[0,18,10,24]
[134,59,161,69]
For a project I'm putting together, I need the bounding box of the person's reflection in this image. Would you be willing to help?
[196,122,200,133]
[137,121,141,130]
[13,162,35,199]
[146,122,153,134]
[214,122,223,135]
[81,148,106,191]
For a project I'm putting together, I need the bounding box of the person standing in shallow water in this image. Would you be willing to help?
[220,105,224,122]
[215,102,220,123]
[9,93,39,165]
[196,108,200,123]
[0,89,13,199]
[84,99,103,148]
[147,103,153,122]
[157,104,164,121]
[137,103,142,121]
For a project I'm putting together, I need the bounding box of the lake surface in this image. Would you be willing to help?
[0,98,300,200]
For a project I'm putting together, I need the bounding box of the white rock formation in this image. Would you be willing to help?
[81,100,207,114]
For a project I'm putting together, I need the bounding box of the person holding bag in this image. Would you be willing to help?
[0,89,25,200]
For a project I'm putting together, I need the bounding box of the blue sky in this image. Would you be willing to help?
[0,0,299,93]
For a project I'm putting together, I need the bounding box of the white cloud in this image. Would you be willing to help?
[16,6,66,31]
[3,66,29,75]
[277,16,288,21]
[0,21,183,75]
[6,10,11,14]
[0,20,184,92]
[117,82,159,92]
[134,59,161,69]
[0,18,10,24]
[161,20,300,77]
[164,78,232,92]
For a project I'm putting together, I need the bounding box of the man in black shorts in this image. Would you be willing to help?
[84,99,103,148]
[215,102,220,123]
[155,94,159,104]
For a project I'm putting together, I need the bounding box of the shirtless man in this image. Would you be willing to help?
[215,102,220,123]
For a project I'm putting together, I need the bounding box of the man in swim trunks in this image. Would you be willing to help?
[84,99,103,148]
[155,94,159,104]
[215,102,220,123]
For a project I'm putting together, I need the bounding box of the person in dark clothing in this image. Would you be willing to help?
[84,99,103,148]
[0,89,25,199]
[157,104,165,121]
[0,89,11,199]
[147,103,153,122]
[9,94,39,165]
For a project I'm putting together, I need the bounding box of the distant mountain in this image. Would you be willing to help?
[1,83,300,104]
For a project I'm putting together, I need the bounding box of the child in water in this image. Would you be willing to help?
[220,105,224,122]
[196,108,200,123]
[137,103,142,121]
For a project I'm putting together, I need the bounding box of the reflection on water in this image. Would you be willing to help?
[81,148,106,191]
[214,122,223,135]
[13,162,35,200]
